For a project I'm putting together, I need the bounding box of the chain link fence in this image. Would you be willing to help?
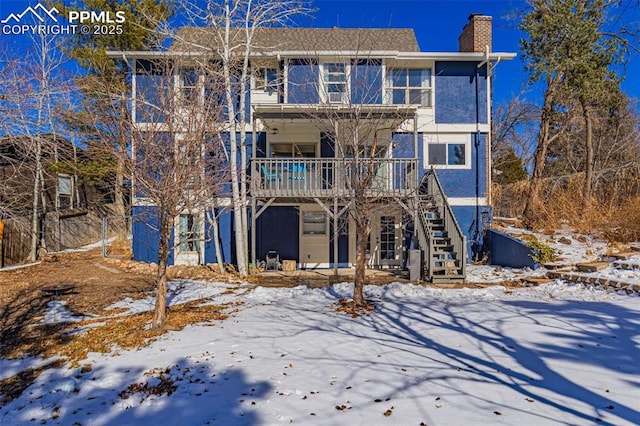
[101,215,132,259]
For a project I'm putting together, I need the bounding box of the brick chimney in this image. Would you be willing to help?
[458,14,492,53]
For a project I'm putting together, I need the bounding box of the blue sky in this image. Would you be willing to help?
[1,0,638,107]
[304,0,640,106]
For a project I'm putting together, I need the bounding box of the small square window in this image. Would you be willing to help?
[427,142,467,166]
[303,212,326,235]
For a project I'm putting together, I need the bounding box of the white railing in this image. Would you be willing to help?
[252,158,418,197]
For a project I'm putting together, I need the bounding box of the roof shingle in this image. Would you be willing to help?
[170,27,419,53]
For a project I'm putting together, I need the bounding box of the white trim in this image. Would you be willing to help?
[174,211,205,265]
[133,197,232,207]
[423,133,472,170]
[446,197,487,206]
[420,123,491,133]
[319,61,350,104]
[107,51,517,62]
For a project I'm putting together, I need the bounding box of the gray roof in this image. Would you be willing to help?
[170,27,420,54]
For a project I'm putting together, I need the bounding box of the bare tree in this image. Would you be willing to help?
[289,53,418,308]
[165,0,312,276]
[1,33,76,261]
[126,59,228,328]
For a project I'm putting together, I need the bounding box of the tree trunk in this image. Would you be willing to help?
[152,218,171,329]
[353,218,370,306]
[222,11,247,277]
[30,137,42,262]
[582,100,594,201]
[523,77,560,222]
[208,209,226,274]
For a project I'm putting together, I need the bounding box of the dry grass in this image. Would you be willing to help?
[335,297,376,317]
[2,301,228,366]
[494,177,640,242]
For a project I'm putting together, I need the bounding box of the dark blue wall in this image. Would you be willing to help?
[351,59,382,104]
[434,61,488,124]
[132,205,174,265]
[288,59,319,103]
[429,132,487,198]
[204,209,232,264]
[392,132,415,158]
[486,229,538,269]
[409,132,489,199]
[329,218,350,266]
[256,206,299,262]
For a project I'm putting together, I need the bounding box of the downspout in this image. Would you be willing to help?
[472,49,486,260]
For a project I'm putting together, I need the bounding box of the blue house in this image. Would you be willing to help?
[111,15,515,282]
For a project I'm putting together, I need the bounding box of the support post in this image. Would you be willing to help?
[333,197,338,276]
[251,198,256,274]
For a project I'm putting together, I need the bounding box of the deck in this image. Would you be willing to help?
[251,158,418,199]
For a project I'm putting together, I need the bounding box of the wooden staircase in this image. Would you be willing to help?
[415,171,466,283]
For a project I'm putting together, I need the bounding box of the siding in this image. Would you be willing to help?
[256,206,299,262]
[204,209,232,264]
[434,61,488,124]
[132,205,174,265]
[431,132,487,198]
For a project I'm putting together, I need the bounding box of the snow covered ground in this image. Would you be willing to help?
[1,278,639,426]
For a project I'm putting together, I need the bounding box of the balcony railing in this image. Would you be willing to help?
[251,158,418,198]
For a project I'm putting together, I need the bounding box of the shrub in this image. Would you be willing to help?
[525,236,557,264]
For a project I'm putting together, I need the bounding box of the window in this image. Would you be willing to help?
[178,68,199,101]
[178,214,200,252]
[302,212,326,235]
[255,67,278,92]
[270,143,316,158]
[386,69,431,106]
[428,143,466,166]
[57,175,72,209]
[322,63,347,103]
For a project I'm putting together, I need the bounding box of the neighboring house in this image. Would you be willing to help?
[0,134,117,264]
[112,15,515,281]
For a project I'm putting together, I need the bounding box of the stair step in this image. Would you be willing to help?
[431,274,465,283]
[433,260,460,267]
[431,266,462,273]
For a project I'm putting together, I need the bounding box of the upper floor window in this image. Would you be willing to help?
[322,63,347,103]
[178,68,200,102]
[255,67,279,92]
[428,143,466,166]
[386,69,432,106]
[57,175,72,209]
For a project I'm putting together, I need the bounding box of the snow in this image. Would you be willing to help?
[2,279,639,426]
[43,301,87,324]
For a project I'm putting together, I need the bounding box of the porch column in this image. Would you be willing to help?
[333,197,338,276]
[251,198,256,274]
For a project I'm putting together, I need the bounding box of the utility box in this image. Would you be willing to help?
[409,249,422,281]
[282,260,296,272]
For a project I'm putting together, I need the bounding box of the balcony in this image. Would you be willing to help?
[251,158,418,199]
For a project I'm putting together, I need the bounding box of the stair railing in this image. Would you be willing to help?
[420,170,466,278]
[416,199,435,280]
